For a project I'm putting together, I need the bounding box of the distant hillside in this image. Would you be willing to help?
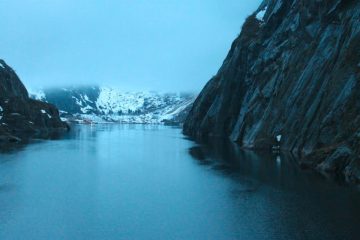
[30,86,196,125]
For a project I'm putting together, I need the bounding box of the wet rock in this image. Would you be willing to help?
[317,146,352,173]
[344,159,360,184]
[184,0,360,183]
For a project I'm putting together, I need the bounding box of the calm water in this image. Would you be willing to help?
[0,125,360,240]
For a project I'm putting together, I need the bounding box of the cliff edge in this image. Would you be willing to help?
[184,0,360,183]
[0,60,68,144]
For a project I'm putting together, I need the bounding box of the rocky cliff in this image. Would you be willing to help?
[184,0,360,183]
[0,60,68,144]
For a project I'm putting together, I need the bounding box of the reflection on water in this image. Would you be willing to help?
[0,125,359,240]
[0,128,71,154]
[189,137,350,188]
[189,137,360,240]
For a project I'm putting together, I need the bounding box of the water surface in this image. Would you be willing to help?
[0,125,359,240]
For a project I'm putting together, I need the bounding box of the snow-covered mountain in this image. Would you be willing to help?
[30,86,195,124]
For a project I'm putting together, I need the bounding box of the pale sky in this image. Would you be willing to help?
[0,0,261,92]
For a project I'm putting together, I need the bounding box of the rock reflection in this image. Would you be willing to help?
[187,136,342,190]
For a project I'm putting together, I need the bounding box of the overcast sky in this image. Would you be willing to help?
[0,0,261,92]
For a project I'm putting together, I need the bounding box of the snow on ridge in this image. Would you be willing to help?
[159,98,194,121]
[91,87,194,123]
[81,105,93,114]
[29,89,46,101]
[72,96,83,106]
[96,87,147,114]
[256,6,268,22]
[29,86,196,124]
[83,94,91,102]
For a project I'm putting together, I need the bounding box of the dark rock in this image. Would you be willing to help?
[344,159,360,184]
[183,0,360,183]
[0,60,28,100]
[317,146,352,173]
[0,59,69,144]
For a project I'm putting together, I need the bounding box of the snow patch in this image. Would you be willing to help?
[159,98,193,121]
[92,89,194,124]
[96,87,146,115]
[83,94,91,102]
[81,105,93,114]
[0,63,4,68]
[30,86,196,124]
[29,89,46,101]
[40,109,51,118]
[276,135,282,142]
[256,6,267,21]
[72,96,83,106]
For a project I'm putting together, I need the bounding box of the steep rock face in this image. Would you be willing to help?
[184,0,360,183]
[0,60,68,143]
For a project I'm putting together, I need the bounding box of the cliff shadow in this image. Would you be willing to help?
[186,136,352,191]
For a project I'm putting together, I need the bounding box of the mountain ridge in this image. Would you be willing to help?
[30,86,196,125]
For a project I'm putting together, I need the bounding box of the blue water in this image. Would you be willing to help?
[0,125,359,240]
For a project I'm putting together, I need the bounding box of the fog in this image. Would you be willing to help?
[0,0,261,92]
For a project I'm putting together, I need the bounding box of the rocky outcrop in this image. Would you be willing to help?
[184,0,360,183]
[0,60,68,144]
